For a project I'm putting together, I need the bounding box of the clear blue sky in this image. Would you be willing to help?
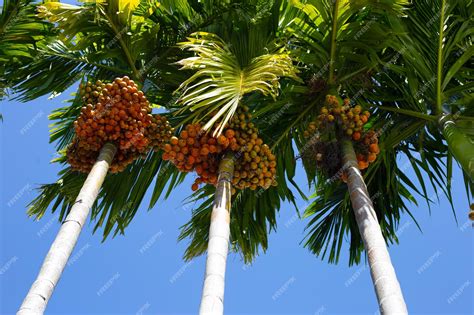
[1,83,473,315]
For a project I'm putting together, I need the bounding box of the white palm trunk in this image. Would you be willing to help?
[199,153,234,315]
[18,143,117,315]
[341,139,407,314]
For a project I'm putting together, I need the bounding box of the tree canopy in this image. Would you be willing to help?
[1,0,472,265]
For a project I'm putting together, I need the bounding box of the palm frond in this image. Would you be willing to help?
[285,0,409,85]
[377,0,473,182]
[175,31,300,136]
[392,0,473,114]
[12,40,119,102]
[28,152,184,240]
[0,0,54,97]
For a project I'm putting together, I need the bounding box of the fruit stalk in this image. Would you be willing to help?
[18,143,117,315]
[199,152,234,315]
[341,139,408,314]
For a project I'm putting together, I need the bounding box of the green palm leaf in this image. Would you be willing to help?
[28,152,185,240]
[175,31,300,136]
[285,0,409,85]
[0,0,54,97]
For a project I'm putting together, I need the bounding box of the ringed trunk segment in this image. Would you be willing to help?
[199,152,235,315]
[440,115,474,180]
[341,140,408,315]
[18,143,117,315]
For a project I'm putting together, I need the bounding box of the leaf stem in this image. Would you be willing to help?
[0,0,21,36]
[271,102,315,150]
[45,51,128,74]
[328,0,340,86]
[102,10,141,80]
[436,0,446,114]
[376,106,437,122]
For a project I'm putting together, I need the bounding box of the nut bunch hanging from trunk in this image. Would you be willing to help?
[302,94,380,181]
[67,76,173,173]
[163,106,277,193]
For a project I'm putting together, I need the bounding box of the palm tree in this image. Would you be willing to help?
[18,143,116,314]
[173,27,299,313]
[269,0,423,312]
[6,1,209,312]
[273,0,472,312]
[12,0,149,310]
[376,0,474,301]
